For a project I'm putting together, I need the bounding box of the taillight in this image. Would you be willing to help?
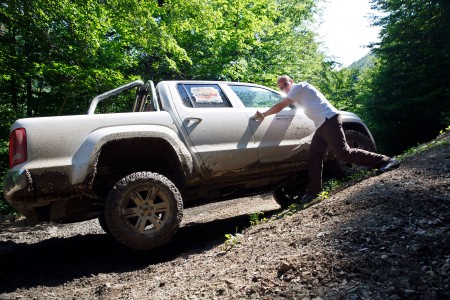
[9,128,27,168]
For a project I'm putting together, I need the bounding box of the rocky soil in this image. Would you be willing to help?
[0,132,449,299]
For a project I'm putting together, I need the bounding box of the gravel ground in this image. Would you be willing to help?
[0,132,449,299]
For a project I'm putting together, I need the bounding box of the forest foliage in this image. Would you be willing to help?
[361,0,450,154]
[0,0,449,213]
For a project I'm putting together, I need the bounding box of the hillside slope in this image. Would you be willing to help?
[0,132,449,299]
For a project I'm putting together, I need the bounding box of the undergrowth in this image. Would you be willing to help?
[222,227,243,252]
[395,125,450,161]
[249,211,267,226]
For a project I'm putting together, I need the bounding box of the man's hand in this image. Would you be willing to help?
[254,110,265,121]
[253,98,292,121]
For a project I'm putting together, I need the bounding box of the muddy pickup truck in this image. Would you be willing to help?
[3,79,377,250]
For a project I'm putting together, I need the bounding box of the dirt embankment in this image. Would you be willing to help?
[0,133,449,299]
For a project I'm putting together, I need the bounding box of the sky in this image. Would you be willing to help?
[315,0,381,67]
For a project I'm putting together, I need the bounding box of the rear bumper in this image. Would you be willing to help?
[3,169,38,217]
[3,169,33,203]
[3,167,87,213]
[4,168,101,222]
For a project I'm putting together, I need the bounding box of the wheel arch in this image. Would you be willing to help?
[70,125,197,192]
[342,122,377,151]
[93,137,189,197]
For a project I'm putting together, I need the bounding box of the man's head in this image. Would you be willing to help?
[277,75,294,93]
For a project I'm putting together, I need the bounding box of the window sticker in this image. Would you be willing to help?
[191,87,223,103]
[275,114,294,120]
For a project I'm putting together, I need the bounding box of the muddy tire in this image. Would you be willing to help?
[324,130,377,179]
[273,184,306,208]
[104,171,183,250]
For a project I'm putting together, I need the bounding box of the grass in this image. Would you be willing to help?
[395,125,450,161]
[222,227,243,252]
[248,211,267,226]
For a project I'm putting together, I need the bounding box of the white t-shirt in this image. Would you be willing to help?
[286,82,338,129]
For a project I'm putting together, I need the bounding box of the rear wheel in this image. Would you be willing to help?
[104,171,183,250]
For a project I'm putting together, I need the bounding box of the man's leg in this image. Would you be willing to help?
[307,130,328,196]
[322,115,389,167]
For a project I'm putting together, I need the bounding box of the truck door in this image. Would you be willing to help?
[228,84,315,167]
[170,83,258,177]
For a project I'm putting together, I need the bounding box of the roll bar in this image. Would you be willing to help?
[87,80,144,115]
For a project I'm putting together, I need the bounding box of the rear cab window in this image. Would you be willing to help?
[177,84,232,108]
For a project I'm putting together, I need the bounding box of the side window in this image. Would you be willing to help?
[176,84,231,108]
[229,85,283,108]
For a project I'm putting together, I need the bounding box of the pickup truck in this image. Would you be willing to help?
[3,79,376,250]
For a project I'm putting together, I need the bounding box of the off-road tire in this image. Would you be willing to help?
[104,171,183,250]
[324,130,377,179]
[273,184,307,208]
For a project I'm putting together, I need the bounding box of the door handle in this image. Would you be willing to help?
[185,117,203,123]
[250,116,262,122]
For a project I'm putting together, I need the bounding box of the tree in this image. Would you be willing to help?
[153,0,324,87]
[0,0,193,118]
[362,0,450,154]
[313,61,362,113]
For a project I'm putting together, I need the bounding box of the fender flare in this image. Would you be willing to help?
[70,125,197,185]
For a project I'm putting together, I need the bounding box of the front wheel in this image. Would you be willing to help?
[324,130,377,179]
[273,184,306,208]
[104,171,183,250]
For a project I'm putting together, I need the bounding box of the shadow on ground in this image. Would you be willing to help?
[0,207,280,293]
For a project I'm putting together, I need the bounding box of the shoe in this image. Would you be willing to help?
[299,193,316,204]
[376,158,400,174]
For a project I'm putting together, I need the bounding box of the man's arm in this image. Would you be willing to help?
[254,98,294,121]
